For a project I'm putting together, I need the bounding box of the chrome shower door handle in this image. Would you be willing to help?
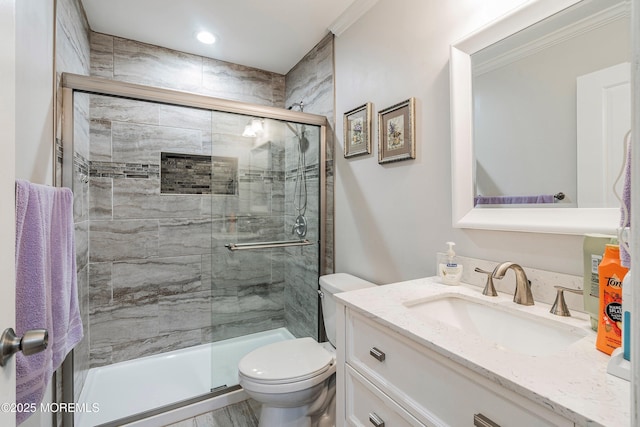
[0,328,49,367]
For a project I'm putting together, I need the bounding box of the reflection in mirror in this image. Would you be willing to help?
[472,0,630,208]
[450,0,627,234]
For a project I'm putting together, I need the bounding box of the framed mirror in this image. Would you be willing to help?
[450,0,631,234]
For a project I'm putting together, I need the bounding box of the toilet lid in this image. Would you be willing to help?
[238,337,334,384]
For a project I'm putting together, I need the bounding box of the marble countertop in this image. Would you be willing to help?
[335,277,630,427]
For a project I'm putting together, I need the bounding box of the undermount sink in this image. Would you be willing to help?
[404,294,588,357]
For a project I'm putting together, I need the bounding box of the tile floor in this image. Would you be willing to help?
[165,400,260,427]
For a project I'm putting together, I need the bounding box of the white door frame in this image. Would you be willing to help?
[0,0,18,425]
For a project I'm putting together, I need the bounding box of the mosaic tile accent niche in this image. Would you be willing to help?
[160,152,238,195]
[91,161,160,179]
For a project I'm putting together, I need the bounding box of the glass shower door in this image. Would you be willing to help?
[63,74,328,426]
[73,93,219,426]
[209,113,321,391]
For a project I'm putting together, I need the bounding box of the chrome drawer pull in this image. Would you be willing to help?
[369,347,386,362]
[474,413,500,427]
[369,412,385,427]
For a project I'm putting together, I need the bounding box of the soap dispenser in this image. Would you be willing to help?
[439,242,463,285]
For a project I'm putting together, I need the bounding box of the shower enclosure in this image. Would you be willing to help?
[59,73,328,426]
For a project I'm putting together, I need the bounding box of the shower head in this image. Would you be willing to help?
[284,122,309,153]
[287,101,304,112]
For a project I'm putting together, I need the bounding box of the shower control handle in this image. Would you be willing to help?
[292,215,307,238]
[0,328,49,367]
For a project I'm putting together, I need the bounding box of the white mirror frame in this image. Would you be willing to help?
[450,0,620,235]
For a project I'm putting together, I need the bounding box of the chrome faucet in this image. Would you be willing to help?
[549,285,582,316]
[474,267,498,297]
[491,262,534,305]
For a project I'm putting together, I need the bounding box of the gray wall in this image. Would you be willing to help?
[334,0,587,286]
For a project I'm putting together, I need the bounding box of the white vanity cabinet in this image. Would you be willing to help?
[336,308,575,427]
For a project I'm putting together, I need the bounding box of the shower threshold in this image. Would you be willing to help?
[75,328,294,427]
[95,385,241,427]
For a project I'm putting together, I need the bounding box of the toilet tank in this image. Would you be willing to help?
[319,273,376,346]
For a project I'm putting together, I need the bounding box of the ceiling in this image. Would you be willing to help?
[81,0,366,75]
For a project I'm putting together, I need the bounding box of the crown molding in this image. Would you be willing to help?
[329,0,379,37]
[474,1,630,76]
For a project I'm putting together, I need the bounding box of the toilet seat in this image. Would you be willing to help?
[238,337,334,385]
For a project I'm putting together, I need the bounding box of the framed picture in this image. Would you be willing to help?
[343,102,372,158]
[378,98,416,164]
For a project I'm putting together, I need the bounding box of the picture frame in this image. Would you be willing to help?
[378,98,416,164]
[343,102,372,158]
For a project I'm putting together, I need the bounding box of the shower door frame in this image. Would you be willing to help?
[59,72,330,426]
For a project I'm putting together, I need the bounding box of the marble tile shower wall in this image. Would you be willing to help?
[56,0,91,409]
[283,125,321,339]
[87,96,291,366]
[86,32,298,367]
[82,29,335,365]
[90,32,286,107]
[283,34,335,338]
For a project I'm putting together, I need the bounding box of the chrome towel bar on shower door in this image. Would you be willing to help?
[224,239,312,251]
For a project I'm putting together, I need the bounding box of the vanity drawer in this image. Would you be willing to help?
[346,364,425,427]
[346,311,573,427]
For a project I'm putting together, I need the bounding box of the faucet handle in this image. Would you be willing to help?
[550,286,582,317]
[475,267,498,297]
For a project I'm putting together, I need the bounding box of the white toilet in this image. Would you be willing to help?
[238,273,376,427]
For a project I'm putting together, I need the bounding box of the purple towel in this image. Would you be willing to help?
[620,133,632,268]
[14,180,83,425]
[474,194,555,206]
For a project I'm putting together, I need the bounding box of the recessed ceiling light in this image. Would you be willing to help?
[196,31,216,45]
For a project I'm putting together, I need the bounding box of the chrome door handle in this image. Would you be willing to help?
[0,328,48,367]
